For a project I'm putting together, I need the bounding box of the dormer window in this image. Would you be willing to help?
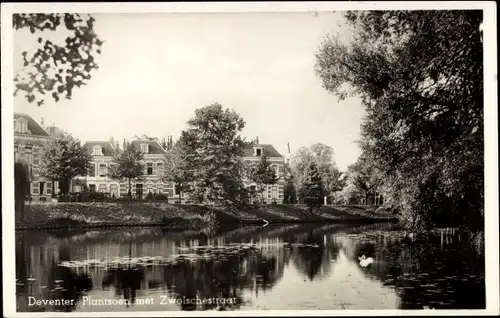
[140,143,149,154]
[14,118,30,134]
[254,147,262,157]
[92,145,103,156]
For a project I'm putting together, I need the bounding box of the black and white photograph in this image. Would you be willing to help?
[1,2,498,316]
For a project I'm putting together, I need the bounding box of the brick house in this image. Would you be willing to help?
[121,138,174,199]
[13,113,59,201]
[79,141,120,196]
[242,143,286,203]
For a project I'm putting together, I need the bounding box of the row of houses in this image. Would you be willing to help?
[14,113,289,204]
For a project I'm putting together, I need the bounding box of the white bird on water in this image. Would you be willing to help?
[358,255,374,267]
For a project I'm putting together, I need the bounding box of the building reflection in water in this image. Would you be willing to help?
[15,224,485,311]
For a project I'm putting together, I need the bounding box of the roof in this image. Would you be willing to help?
[243,144,283,158]
[131,139,167,155]
[84,141,116,156]
[13,113,50,137]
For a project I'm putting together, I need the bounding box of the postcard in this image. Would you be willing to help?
[2,1,498,317]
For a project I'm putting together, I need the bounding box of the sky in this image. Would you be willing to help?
[14,11,365,171]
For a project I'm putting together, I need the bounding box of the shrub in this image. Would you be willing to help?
[154,193,169,201]
[79,192,107,202]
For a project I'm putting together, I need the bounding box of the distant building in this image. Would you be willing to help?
[13,113,58,200]
[242,143,286,203]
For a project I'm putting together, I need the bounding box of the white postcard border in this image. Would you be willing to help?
[1,1,498,317]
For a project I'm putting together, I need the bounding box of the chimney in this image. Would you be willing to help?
[256,136,259,144]
[41,117,44,126]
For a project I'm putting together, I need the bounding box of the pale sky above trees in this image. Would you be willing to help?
[14,11,365,170]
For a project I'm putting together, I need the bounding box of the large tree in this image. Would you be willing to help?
[346,155,381,205]
[109,142,144,201]
[13,13,103,105]
[315,11,483,229]
[248,149,278,203]
[291,143,345,204]
[39,131,92,196]
[179,103,249,206]
[298,161,324,213]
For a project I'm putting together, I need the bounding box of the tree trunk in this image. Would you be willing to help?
[51,180,56,198]
[128,178,132,202]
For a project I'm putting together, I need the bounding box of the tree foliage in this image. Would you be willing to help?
[315,10,483,229]
[298,161,324,212]
[248,149,278,202]
[39,130,92,195]
[291,143,346,203]
[109,142,144,200]
[162,141,193,199]
[13,13,103,105]
[179,103,249,206]
[346,154,381,204]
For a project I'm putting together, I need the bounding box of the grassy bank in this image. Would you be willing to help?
[15,202,397,230]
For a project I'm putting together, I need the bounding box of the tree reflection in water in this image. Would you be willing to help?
[15,225,485,311]
[161,245,284,310]
[345,229,485,309]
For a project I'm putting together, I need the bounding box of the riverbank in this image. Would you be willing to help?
[15,202,398,230]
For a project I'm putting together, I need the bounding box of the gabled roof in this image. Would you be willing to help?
[243,143,283,158]
[13,113,50,137]
[84,141,116,156]
[130,139,167,155]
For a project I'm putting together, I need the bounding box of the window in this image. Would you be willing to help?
[14,118,29,134]
[89,184,96,192]
[99,163,107,177]
[33,146,40,154]
[136,183,143,198]
[26,153,33,165]
[147,163,153,175]
[32,182,40,195]
[267,185,272,199]
[140,143,149,154]
[110,184,118,197]
[89,164,96,177]
[156,162,163,175]
[255,148,262,156]
[272,185,278,199]
[92,146,103,156]
[272,164,280,177]
[46,182,52,195]
[99,184,106,193]
[32,167,40,176]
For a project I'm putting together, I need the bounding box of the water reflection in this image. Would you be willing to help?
[15,224,485,311]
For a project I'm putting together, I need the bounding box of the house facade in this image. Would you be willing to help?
[122,138,174,199]
[78,138,176,199]
[242,144,286,204]
[13,113,58,201]
[78,141,120,196]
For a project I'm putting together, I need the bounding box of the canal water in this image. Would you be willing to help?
[15,223,485,312]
